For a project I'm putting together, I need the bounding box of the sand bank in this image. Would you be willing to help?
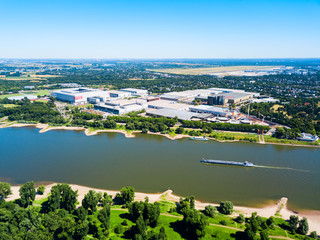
[1,122,319,148]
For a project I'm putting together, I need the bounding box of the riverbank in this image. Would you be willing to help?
[1,122,319,148]
[6,182,320,234]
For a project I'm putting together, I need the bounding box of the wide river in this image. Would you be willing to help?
[1,127,320,211]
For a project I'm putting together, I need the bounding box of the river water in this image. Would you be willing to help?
[1,127,319,211]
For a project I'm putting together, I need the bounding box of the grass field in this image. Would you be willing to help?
[0,90,51,99]
[0,73,60,81]
[148,66,281,75]
[1,104,19,108]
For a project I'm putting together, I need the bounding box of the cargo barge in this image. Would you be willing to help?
[200,159,255,167]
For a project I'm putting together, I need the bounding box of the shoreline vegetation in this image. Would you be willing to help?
[5,182,320,234]
[1,122,319,148]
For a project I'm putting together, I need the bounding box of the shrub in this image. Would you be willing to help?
[37,185,45,195]
[235,214,245,223]
[220,220,227,226]
[204,205,217,218]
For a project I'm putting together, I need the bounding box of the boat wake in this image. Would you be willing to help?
[254,165,310,172]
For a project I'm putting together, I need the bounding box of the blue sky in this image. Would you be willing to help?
[0,0,319,58]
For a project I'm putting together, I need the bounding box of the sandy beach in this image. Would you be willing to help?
[1,122,319,148]
[5,183,320,233]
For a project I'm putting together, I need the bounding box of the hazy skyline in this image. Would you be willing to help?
[0,0,319,59]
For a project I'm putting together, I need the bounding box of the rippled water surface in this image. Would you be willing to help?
[1,127,319,211]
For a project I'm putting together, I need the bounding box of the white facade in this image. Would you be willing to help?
[120,88,148,96]
[50,88,109,104]
[190,105,230,117]
[109,90,132,98]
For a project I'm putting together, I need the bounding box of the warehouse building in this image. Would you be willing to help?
[189,105,231,117]
[120,88,148,96]
[146,108,199,121]
[208,92,254,105]
[109,90,132,98]
[50,88,109,105]
[94,99,147,115]
[148,100,191,111]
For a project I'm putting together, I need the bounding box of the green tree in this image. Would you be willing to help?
[219,201,233,215]
[235,214,245,223]
[260,229,269,240]
[101,192,113,207]
[134,215,147,239]
[182,208,208,239]
[244,224,256,240]
[98,205,111,230]
[298,217,309,235]
[73,206,88,222]
[204,205,217,218]
[19,181,36,207]
[0,182,12,200]
[310,231,318,239]
[37,185,45,195]
[289,215,299,232]
[119,186,135,205]
[158,226,168,240]
[82,190,99,214]
[45,184,78,212]
[73,220,89,240]
[175,127,184,134]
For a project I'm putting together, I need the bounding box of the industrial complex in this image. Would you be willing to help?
[50,87,273,125]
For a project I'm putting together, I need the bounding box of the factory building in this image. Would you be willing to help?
[94,99,147,115]
[148,100,191,111]
[109,90,132,98]
[208,92,254,105]
[120,88,148,96]
[189,105,231,117]
[50,88,109,105]
[146,108,199,121]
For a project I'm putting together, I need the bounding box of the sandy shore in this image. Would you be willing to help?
[1,122,319,148]
[5,183,320,233]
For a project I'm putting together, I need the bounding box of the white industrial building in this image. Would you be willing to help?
[109,90,132,98]
[120,88,148,96]
[94,99,148,115]
[189,105,231,117]
[148,100,191,111]
[50,88,109,105]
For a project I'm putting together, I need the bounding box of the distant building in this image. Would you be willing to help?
[50,88,109,105]
[298,133,319,142]
[148,100,190,111]
[24,86,35,90]
[94,99,147,115]
[120,88,148,96]
[208,92,253,105]
[146,108,199,121]
[109,90,131,98]
[8,95,38,101]
[59,83,81,88]
[189,105,231,117]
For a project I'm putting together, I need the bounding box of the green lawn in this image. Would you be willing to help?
[1,104,19,108]
[0,93,23,99]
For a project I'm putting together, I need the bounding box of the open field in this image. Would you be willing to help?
[0,104,19,108]
[0,90,51,99]
[0,73,60,81]
[148,65,282,76]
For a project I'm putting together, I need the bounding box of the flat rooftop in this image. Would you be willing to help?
[147,108,199,121]
[190,105,229,112]
[148,100,191,110]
